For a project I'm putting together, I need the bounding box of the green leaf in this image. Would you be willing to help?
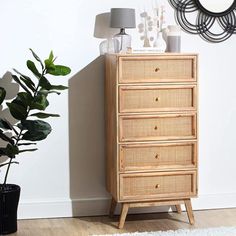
[0,118,12,130]
[0,130,14,144]
[29,48,44,69]
[30,112,60,119]
[14,92,33,108]
[38,89,60,96]
[17,123,25,130]
[27,60,41,78]
[39,76,52,90]
[18,148,38,153]
[13,69,36,92]
[21,120,51,131]
[21,120,52,141]
[44,51,55,70]
[5,144,19,157]
[50,85,68,90]
[19,76,36,92]
[0,144,19,158]
[39,77,68,91]
[7,102,28,120]
[0,87,6,105]
[44,59,55,70]
[22,131,49,141]
[47,65,71,76]
[12,75,32,95]
[30,94,49,110]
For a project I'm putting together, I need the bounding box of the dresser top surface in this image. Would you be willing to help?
[106,53,198,58]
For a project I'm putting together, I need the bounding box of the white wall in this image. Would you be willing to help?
[0,0,236,219]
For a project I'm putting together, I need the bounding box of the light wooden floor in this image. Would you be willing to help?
[13,208,236,236]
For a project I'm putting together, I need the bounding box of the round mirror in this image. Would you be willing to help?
[198,0,234,13]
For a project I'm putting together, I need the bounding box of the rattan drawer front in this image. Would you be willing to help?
[120,171,197,201]
[119,142,197,172]
[119,57,196,83]
[119,85,196,113]
[119,114,197,142]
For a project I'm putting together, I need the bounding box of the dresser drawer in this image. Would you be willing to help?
[119,56,197,83]
[119,113,197,142]
[119,142,197,172]
[119,85,196,113]
[120,171,197,201]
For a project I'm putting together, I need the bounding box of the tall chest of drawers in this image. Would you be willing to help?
[105,53,198,228]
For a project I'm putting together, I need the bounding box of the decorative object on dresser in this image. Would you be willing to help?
[138,3,167,50]
[168,0,236,43]
[105,53,198,229]
[166,25,181,53]
[110,8,136,53]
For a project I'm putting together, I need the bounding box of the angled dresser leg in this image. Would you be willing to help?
[109,197,117,217]
[185,199,195,225]
[118,203,129,229]
[175,204,182,214]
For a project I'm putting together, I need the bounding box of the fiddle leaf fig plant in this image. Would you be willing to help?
[0,49,71,185]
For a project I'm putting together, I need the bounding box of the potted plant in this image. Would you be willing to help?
[0,49,71,234]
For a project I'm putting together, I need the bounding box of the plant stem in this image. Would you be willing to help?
[3,128,23,186]
[3,158,13,185]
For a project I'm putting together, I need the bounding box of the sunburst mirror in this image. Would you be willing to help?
[168,0,236,43]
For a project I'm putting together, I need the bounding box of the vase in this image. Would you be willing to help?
[166,25,181,52]
[153,31,167,53]
[0,184,21,235]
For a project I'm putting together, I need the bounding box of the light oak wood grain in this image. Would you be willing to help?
[105,53,198,228]
[119,85,197,113]
[118,203,129,229]
[119,141,197,172]
[176,204,182,214]
[119,113,197,142]
[118,55,197,83]
[185,199,195,225]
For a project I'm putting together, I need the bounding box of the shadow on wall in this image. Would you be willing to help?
[68,56,172,217]
[0,72,19,165]
[94,12,119,55]
[69,56,110,216]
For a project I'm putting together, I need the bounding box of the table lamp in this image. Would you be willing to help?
[110,8,136,52]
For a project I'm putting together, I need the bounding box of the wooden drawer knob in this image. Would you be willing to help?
[155,184,160,189]
[155,154,159,159]
[155,67,160,72]
[154,126,158,130]
[155,97,159,102]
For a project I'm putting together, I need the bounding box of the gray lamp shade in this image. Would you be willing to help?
[110,8,136,28]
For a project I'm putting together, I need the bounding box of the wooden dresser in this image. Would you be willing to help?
[105,53,198,228]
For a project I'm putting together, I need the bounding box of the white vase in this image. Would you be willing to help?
[153,31,167,53]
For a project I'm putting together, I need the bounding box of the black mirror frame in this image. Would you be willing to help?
[168,0,236,43]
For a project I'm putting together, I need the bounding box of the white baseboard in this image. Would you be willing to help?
[18,193,236,219]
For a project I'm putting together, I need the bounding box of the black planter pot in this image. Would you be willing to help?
[0,184,20,235]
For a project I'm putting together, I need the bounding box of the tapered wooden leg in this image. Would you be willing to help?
[185,199,194,225]
[175,204,182,214]
[109,197,117,217]
[118,203,129,229]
